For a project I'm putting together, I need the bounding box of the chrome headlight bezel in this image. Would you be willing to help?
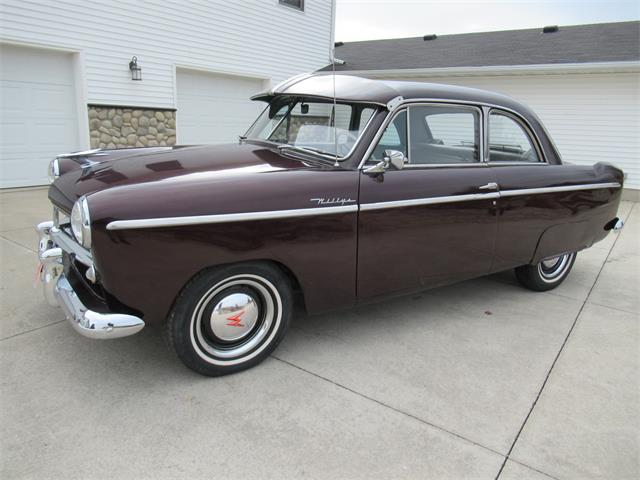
[48,158,60,183]
[70,196,92,249]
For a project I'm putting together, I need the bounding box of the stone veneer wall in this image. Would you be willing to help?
[88,106,177,149]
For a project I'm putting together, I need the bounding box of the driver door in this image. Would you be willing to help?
[357,104,499,300]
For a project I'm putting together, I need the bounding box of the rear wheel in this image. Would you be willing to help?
[515,252,577,292]
[165,263,292,376]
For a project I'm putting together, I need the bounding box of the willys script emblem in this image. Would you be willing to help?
[310,197,356,206]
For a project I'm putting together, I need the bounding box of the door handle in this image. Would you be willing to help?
[479,182,499,191]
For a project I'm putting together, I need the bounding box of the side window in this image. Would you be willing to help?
[489,113,540,162]
[368,110,407,162]
[409,106,479,164]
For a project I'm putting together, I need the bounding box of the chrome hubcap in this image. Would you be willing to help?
[542,257,562,269]
[190,275,282,366]
[538,253,574,283]
[209,293,259,342]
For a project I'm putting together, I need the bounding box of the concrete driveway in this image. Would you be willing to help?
[1,188,638,480]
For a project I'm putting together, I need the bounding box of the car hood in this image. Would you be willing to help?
[49,143,313,211]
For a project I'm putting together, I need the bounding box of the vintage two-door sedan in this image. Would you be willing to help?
[37,74,624,376]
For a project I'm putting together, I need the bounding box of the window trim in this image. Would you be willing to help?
[359,98,551,170]
[278,0,304,12]
[362,102,486,169]
[486,108,547,165]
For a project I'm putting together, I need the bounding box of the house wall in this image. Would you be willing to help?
[369,71,640,191]
[0,0,334,186]
[0,0,333,109]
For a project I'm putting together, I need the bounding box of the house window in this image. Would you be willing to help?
[279,0,304,12]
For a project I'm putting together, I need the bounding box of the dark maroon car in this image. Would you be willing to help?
[37,74,624,376]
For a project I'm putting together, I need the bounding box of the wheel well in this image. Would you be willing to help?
[268,260,307,313]
[186,259,307,313]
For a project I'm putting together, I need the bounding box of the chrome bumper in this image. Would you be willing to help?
[36,221,144,339]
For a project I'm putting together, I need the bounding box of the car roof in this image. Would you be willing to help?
[251,73,562,165]
[250,73,530,114]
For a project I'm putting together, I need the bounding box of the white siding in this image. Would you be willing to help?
[0,0,333,108]
[381,72,640,189]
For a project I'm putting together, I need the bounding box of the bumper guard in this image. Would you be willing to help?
[36,220,144,339]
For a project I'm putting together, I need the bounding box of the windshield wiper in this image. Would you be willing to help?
[276,144,336,159]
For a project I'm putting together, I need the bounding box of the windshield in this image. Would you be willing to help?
[245,98,377,158]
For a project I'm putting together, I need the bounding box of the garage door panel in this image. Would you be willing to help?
[1,44,79,188]
[32,86,77,116]
[32,122,74,147]
[0,155,47,186]
[1,82,28,114]
[176,69,265,145]
[0,122,28,147]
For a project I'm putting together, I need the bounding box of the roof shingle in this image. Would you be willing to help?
[324,21,640,71]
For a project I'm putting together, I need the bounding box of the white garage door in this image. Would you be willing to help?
[403,73,640,190]
[176,69,265,145]
[1,44,80,188]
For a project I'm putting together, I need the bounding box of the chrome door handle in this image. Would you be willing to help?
[479,182,499,191]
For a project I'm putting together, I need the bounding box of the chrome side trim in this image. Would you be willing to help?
[105,182,620,230]
[359,182,621,212]
[403,163,488,169]
[360,192,500,211]
[500,182,621,197]
[487,161,549,166]
[106,205,359,231]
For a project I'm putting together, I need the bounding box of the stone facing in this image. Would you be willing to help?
[88,106,177,149]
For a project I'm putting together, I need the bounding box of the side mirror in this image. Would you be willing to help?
[384,149,406,170]
[363,149,406,174]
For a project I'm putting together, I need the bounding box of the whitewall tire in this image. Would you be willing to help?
[165,263,292,376]
[515,252,577,292]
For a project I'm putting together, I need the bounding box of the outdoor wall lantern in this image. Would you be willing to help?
[129,56,142,81]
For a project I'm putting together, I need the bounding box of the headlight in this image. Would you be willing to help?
[71,196,92,249]
[48,158,60,183]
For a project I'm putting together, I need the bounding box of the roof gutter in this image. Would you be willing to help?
[332,61,640,78]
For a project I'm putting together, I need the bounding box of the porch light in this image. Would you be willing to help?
[129,56,142,81]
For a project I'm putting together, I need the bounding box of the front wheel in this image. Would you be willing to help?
[165,263,292,376]
[515,252,577,292]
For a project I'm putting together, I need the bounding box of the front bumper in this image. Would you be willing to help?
[36,220,144,339]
